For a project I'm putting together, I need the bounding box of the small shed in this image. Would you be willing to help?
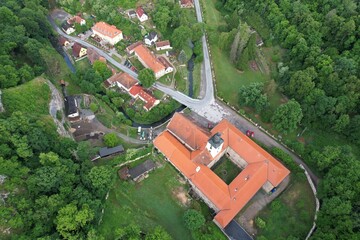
[99,145,124,158]
[128,160,156,182]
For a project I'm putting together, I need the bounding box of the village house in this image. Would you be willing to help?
[72,42,87,58]
[129,85,160,111]
[67,15,86,25]
[128,10,136,18]
[156,40,172,51]
[99,145,124,158]
[179,0,194,8]
[133,44,166,79]
[104,72,138,91]
[92,21,123,45]
[126,41,142,55]
[64,96,80,121]
[87,47,106,64]
[61,22,75,34]
[59,36,70,47]
[136,6,148,22]
[144,31,158,46]
[157,56,174,74]
[154,113,290,229]
[129,160,156,181]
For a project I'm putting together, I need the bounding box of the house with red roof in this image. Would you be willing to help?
[156,40,172,51]
[67,15,86,25]
[136,6,148,22]
[126,41,142,55]
[179,0,194,8]
[92,22,123,45]
[158,56,174,74]
[154,113,290,229]
[129,85,160,111]
[104,72,138,91]
[133,44,166,78]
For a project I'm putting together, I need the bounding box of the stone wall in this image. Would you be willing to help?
[227,148,247,169]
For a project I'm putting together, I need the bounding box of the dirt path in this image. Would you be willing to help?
[237,175,291,235]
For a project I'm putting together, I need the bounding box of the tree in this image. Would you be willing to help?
[115,223,141,240]
[183,209,205,230]
[271,99,303,133]
[146,226,172,240]
[239,83,268,113]
[93,60,112,80]
[56,203,94,239]
[87,166,113,197]
[103,133,120,147]
[138,69,156,88]
[171,25,192,50]
[153,6,171,33]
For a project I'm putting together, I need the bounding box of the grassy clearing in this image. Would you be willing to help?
[201,0,224,27]
[174,66,189,95]
[256,176,316,239]
[192,62,201,98]
[212,47,269,106]
[2,77,51,116]
[212,156,242,184]
[75,58,91,71]
[99,162,192,240]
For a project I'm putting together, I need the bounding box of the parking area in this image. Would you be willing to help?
[51,8,71,22]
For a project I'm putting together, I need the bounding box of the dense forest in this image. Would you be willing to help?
[216,0,360,239]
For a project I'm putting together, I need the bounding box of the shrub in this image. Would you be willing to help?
[255,217,266,229]
[103,133,120,147]
[89,103,99,113]
[183,209,205,230]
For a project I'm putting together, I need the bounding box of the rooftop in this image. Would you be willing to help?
[153,113,290,228]
[128,160,156,180]
[72,42,85,57]
[157,56,172,69]
[92,21,122,38]
[156,40,171,48]
[106,72,138,89]
[133,44,165,74]
[136,6,146,17]
[99,145,124,158]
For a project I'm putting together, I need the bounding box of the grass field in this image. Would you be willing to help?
[212,156,242,184]
[256,176,316,239]
[192,62,201,98]
[99,162,192,239]
[2,77,51,116]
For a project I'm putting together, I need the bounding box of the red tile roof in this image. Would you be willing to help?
[136,7,145,17]
[59,36,68,46]
[133,44,165,74]
[157,56,172,69]
[126,41,142,54]
[129,85,158,110]
[155,40,171,48]
[68,15,85,24]
[106,72,138,90]
[153,113,290,228]
[180,0,194,6]
[92,22,122,38]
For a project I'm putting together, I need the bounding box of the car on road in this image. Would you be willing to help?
[246,130,255,138]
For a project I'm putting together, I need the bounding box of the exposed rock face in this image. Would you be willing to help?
[0,90,4,113]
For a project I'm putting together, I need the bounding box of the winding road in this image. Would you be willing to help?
[48,9,319,187]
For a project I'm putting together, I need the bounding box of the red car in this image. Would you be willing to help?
[246,130,255,138]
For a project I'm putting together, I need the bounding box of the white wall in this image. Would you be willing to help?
[93,29,123,45]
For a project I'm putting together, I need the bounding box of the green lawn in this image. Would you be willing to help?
[256,176,316,239]
[212,46,269,106]
[75,58,91,71]
[192,62,201,98]
[2,77,51,116]
[212,156,242,184]
[99,162,192,240]
[201,0,224,26]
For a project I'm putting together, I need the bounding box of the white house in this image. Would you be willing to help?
[62,22,75,34]
[136,7,148,22]
[92,21,123,45]
[157,56,174,74]
[156,40,172,51]
[144,31,158,46]
[133,44,166,79]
